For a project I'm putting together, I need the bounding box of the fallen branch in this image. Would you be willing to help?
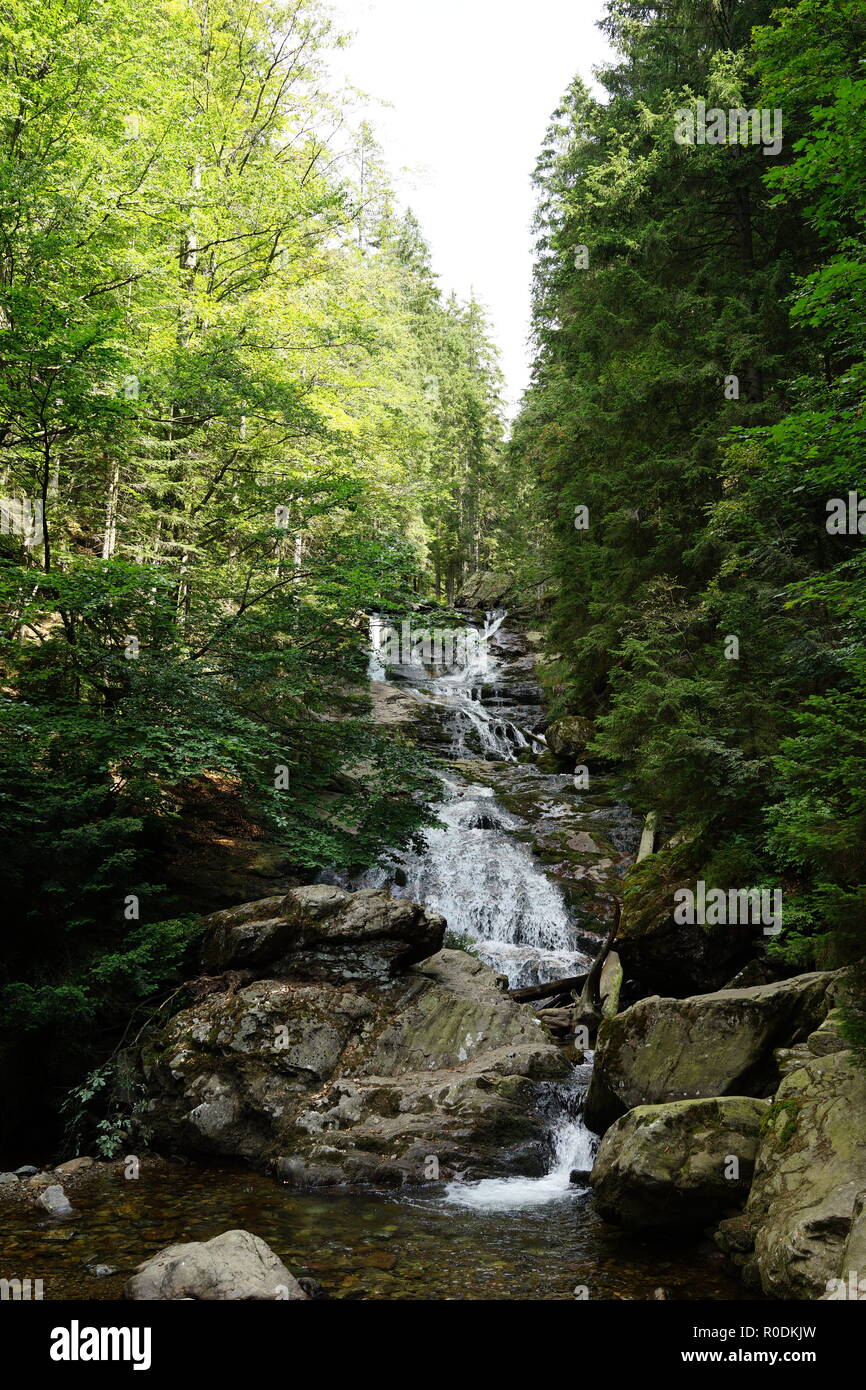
[576,900,622,1019]
[509,973,587,1003]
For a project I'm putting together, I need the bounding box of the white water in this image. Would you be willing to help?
[444,1058,597,1210]
[363,775,584,989]
[362,611,584,989]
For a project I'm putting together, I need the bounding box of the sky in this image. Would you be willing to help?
[325,0,612,415]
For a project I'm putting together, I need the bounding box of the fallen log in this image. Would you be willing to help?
[509,973,587,1003]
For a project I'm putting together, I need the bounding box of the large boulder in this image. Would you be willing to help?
[741,1049,866,1299]
[137,893,569,1183]
[585,969,840,1134]
[125,1229,307,1300]
[592,1096,768,1232]
[545,717,595,761]
[202,885,445,982]
[617,863,755,997]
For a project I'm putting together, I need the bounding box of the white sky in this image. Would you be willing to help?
[325,0,612,414]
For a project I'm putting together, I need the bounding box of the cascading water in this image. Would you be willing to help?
[359,610,603,1206]
[361,774,585,988]
[444,1056,597,1209]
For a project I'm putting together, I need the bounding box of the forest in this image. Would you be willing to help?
[0,0,512,1145]
[511,0,866,1011]
[0,0,865,1320]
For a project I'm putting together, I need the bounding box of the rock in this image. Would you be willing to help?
[297,1275,324,1299]
[201,885,445,983]
[54,1156,94,1175]
[723,958,785,989]
[0,1172,19,1185]
[545,717,595,760]
[585,970,839,1134]
[137,944,569,1183]
[37,1185,73,1218]
[455,571,512,609]
[592,1096,768,1232]
[27,1172,55,1190]
[833,1192,866,1298]
[773,1043,813,1079]
[715,1213,757,1256]
[13,1165,38,1177]
[745,1049,866,1299]
[87,1263,118,1278]
[806,1008,848,1057]
[125,1229,307,1300]
[617,868,755,997]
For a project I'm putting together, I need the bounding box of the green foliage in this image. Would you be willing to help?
[0,0,511,1149]
[513,0,866,1012]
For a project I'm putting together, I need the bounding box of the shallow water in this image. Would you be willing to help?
[1,1163,756,1301]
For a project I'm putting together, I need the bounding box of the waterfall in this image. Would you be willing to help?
[443,1057,598,1209]
[358,610,611,1206]
[364,775,585,988]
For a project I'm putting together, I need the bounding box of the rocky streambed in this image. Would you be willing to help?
[2,612,863,1302]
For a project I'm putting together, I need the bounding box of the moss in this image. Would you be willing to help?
[763,1096,804,1147]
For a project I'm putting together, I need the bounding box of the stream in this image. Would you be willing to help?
[0,613,752,1299]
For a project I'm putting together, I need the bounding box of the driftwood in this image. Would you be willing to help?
[509,973,587,1003]
[574,901,622,1029]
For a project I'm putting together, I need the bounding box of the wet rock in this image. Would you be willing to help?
[592,1096,767,1232]
[125,1229,307,1300]
[585,970,840,1134]
[37,1184,73,1218]
[0,1172,19,1185]
[715,1213,757,1256]
[545,717,595,760]
[13,1165,38,1177]
[137,943,568,1182]
[613,843,769,996]
[54,1156,94,1175]
[745,1049,866,1299]
[201,885,446,983]
[297,1275,325,1299]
